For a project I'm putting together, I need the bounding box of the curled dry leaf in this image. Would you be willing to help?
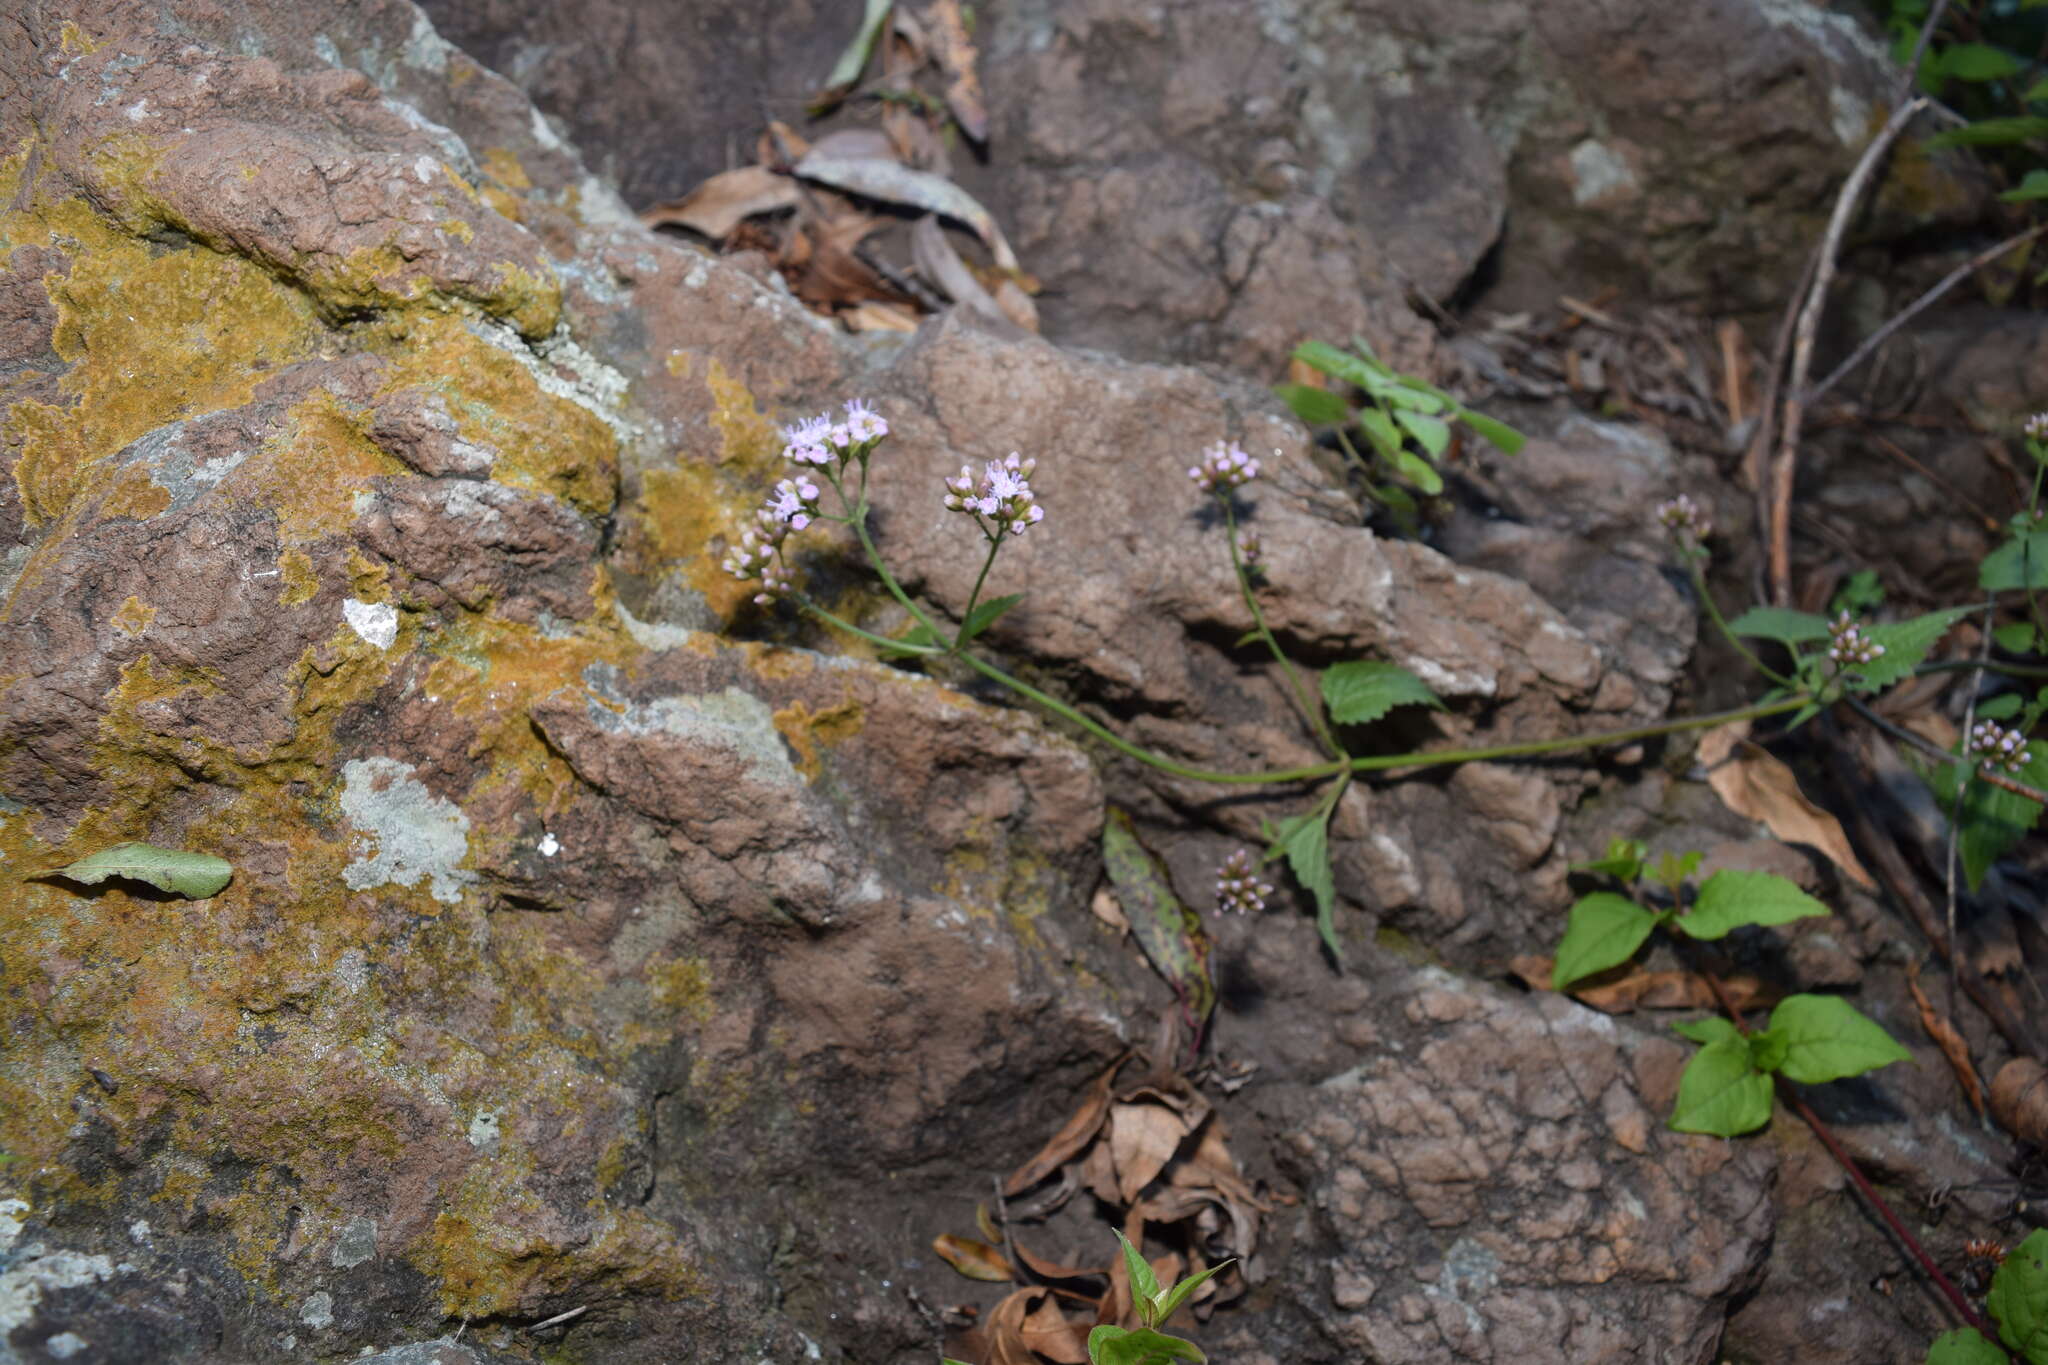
[934,1233,1016,1283]
[1905,962,1986,1118]
[794,152,1019,271]
[841,301,922,332]
[1991,1057,2048,1146]
[1009,1235,1104,1283]
[1004,1059,1122,1196]
[911,214,1010,325]
[1013,1290,1090,1365]
[1698,721,1874,889]
[1108,1100,1190,1203]
[1509,955,1774,1014]
[639,166,798,240]
[923,0,989,142]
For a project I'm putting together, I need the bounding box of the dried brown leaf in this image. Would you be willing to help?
[1698,721,1874,888]
[1017,1291,1090,1364]
[1078,1136,1121,1206]
[758,121,811,166]
[983,1288,1045,1365]
[808,128,901,163]
[934,1233,1016,1283]
[1004,1060,1122,1196]
[1010,1236,1104,1283]
[1090,886,1130,937]
[910,214,1010,324]
[1992,1057,2048,1146]
[924,0,989,142]
[975,1202,1002,1243]
[794,152,1018,270]
[1108,1100,1191,1203]
[992,278,1040,333]
[841,300,922,332]
[640,166,798,240]
[1907,963,1986,1117]
[1509,954,1773,1014]
[884,102,950,173]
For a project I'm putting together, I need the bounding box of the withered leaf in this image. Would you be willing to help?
[924,0,989,142]
[934,1233,1016,1283]
[841,300,922,332]
[1906,962,1985,1118]
[794,152,1019,271]
[1101,810,1215,1031]
[1078,1136,1121,1207]
[1508,954,1773,1015]
[640,166,798,240]
[1010,1235,1105,1283]
[991,277,1040,333]
[1698,721,1874,888]
[1003,1058,1122,1196]
[911,214,1010,325]
[1016,1291,1090,1365]
[1107,1100,1191,1203]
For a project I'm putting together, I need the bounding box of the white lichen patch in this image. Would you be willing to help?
[467,1110,501,1148]
[537,832,560,858]
[45,1331,87,1358]
[469,317,639,450]
[300,1291,334,1330]
[340,757,476,904]
[0,1199,26,1252]
[0,1247,116,1334]
[342,599,399,650]
[1425,1235,1500,1336]
[1567,139,1637,206]
[583,668,798,787]
[332,1216,378,1269]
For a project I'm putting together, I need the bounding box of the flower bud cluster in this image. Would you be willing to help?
[1826,612,1885,667]
[1188,440,1261,493]
[780,398,890,467]
[2025,411,2048,443]
[1214,848,1275,916]
[1969,719,2033,774]
[1655,494,1710,539]
[944,452,1045,538]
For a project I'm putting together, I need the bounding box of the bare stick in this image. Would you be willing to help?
[1769,96,1929,605]
[1806,222,2048,404]
[1898,0,1953,103]
[527,1305,589,1333]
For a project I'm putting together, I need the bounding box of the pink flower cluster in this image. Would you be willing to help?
[1188,440,1261,493]
[944,452,1045,538]
[1969,719,2034,774]
[1214,848,1274,916]
[2025,412,2048,443]
[780,398,890,466]
[1655,494,1710,539]
[1826,612,1884,667]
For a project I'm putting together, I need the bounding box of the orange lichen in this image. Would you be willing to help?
[771,698,865,781]
[276,548,319,607]
[110,595,156,637]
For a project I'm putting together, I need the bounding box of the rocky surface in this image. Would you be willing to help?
[0,1,2016,1364]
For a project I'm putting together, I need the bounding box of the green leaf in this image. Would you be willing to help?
[956,593,1023,647]
[1996,623,2040,654]
[1088,1325,1208,1365]
[1925,1327,2014,1365]
[1572,837,1646,883]
[1551,893,1658,990]
[1102,811,1215,1028]
[1849,607,1973,693]
[1669,1037,1773,1136]
[1830,569,1885,615]
[1380,385,1447,416]
[1746,1027,1789,1074]
[1931,116,2048,147]
[1982,531,2048,590]
[1152,1259,1236,1329]
[1274,382,1352,426]
[2003,169,2048,202]
[1354,406,1404,462]
[1390,445,1444,495]
[877,621,942,659]
[1114,1229,1164,1322]
[1457,408,1525,456]
[1765,994,1913,1084]
[1727,606,1832,645]
[1393,409,1451,460]
[1678,869,1830,941]
[1651,850,1702,891]
[1321,660,1444,726]
[821,0,894,90]
[1979,693,2025,720]
[1939,43,2025,82]
[1957,747,2048,890]
[1990,1229,2048,1364]
[1264,807,1341,964]
[1673,1016,1742,1046]
[1292,340,1388,393]
[49,842,233,899]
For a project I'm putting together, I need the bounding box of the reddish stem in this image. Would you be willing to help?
[1695,968,2002,1349]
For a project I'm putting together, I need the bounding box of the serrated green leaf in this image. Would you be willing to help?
[1996,623,2040,654]
[1979,693,2025,720]
[1457,408,1525,455]
[1765,994,1913,1084]
[1925,1327,2013,1365]
[2004,169,2048,202]
[1390,445,1444,495]
[1102,811,1214,1028]
[956,593,1023,646]
[1551,893,1657,990]
[1669,1037,1773,1136]
[1114,1229,1164,1320]
[1572,837,1646,883]
[1264,807,1340,964]
[1990,1229,2048,1364]
[1678,869,1830,941]
[1292,340,1387,392]
[1321,660,1444,726]
[1931,116,2048,147]
[1830,569,1885,615]
[49,843,233,899]
[1727,607,1832,644]
[1673,1016,1742,1046]
[1847,607,1973,694]
[1274,382,1352,426]
[1982,532,2048,590]
[1955,747,2048,890]
[1152,1259,1236,1329]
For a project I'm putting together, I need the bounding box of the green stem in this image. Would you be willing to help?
[794,597,941,655]
[1690,557,1793,687]
[952,535,1004,656]
[1223,497,1341,758]
[826,467,952,646]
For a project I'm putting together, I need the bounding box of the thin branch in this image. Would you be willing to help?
[1898,0,1953,103]
[1769,96,1929,605]
[1806,222,2048,405]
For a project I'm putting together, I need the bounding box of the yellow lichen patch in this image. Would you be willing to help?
[110,594,156,637]
[480,147,533,193]
[58,20,99,53]
[239,390,405,546]
[704,358,781,476]
[97,466,173,523]
[646,956,715,1026]
[630,459,756,621]
[276,548,319,606]
[437,217,476,245]
[3,191,326,528]
[371,312,616,519]
[771,698,864,781]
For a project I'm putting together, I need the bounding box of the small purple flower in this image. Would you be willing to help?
[945,452,1044,538]
[1188,440,1261,493]
[2025,411,2048,443]
[842,398,889,446]
[1969,719,2034,774]
[1214,848,1274,916]
[781,414,834,466]
[1655,494,1710,539]
[1826,611,1885,667]
[767,475,821,531]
